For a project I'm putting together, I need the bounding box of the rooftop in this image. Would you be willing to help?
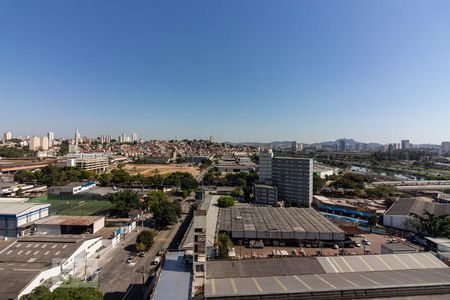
[152,252,191,300]
[34,215,104,226]
[385,197,450,217]
[205,253,450,299]
[0,202,50,216]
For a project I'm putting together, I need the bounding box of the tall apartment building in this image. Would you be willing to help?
[401,140,411,150]
[258,149,273,184]
[441,142,450,155]
[291,141,297,153]
[47,131,54,147]
[3,131,12,142]
[132,133,138,142]
[29,136,49,151]
[338,140,346,151]
[272,157,313,207]
[100,135,112,144]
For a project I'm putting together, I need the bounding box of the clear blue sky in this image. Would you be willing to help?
[1,1,450,144]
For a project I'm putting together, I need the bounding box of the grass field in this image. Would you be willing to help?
[28,196,113,216]
[124,163,200,177]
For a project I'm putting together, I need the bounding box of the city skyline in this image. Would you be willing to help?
[1,1,450,143]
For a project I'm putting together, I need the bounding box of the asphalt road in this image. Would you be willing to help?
[99,221,182,300]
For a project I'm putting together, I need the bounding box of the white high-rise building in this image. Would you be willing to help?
[3,132,12,142]
[132,133,138,142]
[100,135,112,144]
[47,132,54,147]
[259,149,273,184]
[119,133,128,143]
[29,136,41,151]
[40,136,49,150]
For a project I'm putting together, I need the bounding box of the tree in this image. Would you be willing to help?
[384,198,396,209]
[148,191,181,228]
[136,230,157,251]
[313,174,326,193]
[368,214,378,226]
[21,286,102,300]
[217,196,235,208]
[217,233,232,259]
[412,212,450,237]
[110,189,140,213]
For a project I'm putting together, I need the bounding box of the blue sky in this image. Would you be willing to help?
[1,1,450,144]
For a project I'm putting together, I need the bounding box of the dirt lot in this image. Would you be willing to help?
[124,163,200,177]
[231,233,391,259]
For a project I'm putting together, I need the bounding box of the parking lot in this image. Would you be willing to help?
[230,233,393,259]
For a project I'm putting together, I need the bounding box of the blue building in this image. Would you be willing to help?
[0,203,50,237]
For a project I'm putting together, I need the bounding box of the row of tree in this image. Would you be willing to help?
[21,285,102,300]
[15,166,97,186]
[98,169,198,190]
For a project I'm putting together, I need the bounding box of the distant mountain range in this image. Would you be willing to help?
[227,138,384,148]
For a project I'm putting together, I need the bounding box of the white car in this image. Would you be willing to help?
[333,245,339,250]
[355,242,361,247]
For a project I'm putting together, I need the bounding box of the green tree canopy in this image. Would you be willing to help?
[217,233,232,259]
[136,229,157,251]
[110,189,141,212]
[217,196,235,208]
[148,191,181,228]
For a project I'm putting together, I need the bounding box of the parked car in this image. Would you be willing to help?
[138,251,146,257]
[126,256,134,264]
[333,245,339,249]
[355,242,361,247]
[152,256,161,265]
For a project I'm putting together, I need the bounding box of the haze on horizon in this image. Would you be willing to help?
[1,1,450,144]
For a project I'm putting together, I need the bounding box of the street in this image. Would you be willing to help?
[99,220,183,300]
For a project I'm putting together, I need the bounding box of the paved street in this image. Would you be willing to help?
[99,221,182,300]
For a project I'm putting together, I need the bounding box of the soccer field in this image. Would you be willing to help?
[28,196,113,216]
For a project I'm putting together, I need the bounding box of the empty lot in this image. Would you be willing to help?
[124,163,200,177]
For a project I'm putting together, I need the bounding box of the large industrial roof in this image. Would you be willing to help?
[0,202,50,216]
[205,253,450,299]
[384,197,450,217]
[34,215,103,226]
[218,207,344,237]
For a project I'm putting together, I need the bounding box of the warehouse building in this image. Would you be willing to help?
[34,215,105,235]
[205,252,450,299]
[0,202,50,237]
[0,235,102,300]
[383,197,450,231]
[218,207,345,243]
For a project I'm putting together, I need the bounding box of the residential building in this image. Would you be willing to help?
[3,131,12,142]
[40,136,49,151]
[401,139,411,150]
[272,157,313,207]
[47,131,54,147]
[258,149,273,184]
[100,134,112,144]
[441,141,450,155]
[132,133,138,142]
[28,136,41,151]
[291,141,297,153]
[253,183,278,205]
[337,139,346,151]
